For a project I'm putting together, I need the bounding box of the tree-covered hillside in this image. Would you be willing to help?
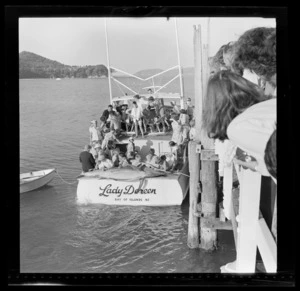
[19,51,111,79]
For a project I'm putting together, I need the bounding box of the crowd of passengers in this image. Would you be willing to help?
[79,93,195,173]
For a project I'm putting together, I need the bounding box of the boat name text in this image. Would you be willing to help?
[98,184,157,197]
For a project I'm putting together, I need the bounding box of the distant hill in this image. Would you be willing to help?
[19,51,111,79]
[135,68,164,78]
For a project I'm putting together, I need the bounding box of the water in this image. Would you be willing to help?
[20,78,235,273]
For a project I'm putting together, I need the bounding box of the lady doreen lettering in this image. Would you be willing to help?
[99,184,157,197]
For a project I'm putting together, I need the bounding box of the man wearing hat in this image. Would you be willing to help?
[89,120,102,146]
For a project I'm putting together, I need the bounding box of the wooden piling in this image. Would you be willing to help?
[187,141,200,248]
[194,24,218,251]
[187,25,203,248]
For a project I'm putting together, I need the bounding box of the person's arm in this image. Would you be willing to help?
[233,158,258,172]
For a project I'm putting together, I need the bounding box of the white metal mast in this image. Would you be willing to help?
[174,17,184,108]
[104,18,113,104]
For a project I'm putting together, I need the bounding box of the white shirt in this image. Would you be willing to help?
[227,98,276,176]
[131,106,143,121]
[89,126,100,141]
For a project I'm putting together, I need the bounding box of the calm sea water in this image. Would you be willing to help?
[20,78,235,273]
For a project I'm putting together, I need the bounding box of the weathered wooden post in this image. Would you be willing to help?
[198,25,218,251]
[187,25,203,248]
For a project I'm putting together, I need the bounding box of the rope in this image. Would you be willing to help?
[55,169,78,185]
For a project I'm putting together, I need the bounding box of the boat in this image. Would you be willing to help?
[20,169,56,193]
[76,18,189,206]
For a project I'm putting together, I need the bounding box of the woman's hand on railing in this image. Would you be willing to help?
[233,158,258,172]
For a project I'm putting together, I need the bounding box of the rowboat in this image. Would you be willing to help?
[20,169,56,193]
[76,18,190,206]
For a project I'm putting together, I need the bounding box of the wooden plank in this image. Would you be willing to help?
[187,141,201,248]
[236,169,261,273]
[256,218,277,273]
[198,216,233,230]
[201,149,219,161]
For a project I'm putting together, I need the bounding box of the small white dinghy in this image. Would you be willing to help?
[20,169,56,193]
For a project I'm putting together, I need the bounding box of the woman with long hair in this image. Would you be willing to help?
[202,70,276,176]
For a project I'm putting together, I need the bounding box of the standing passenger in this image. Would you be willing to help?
[89,120,102,145]
[131,101,144,138]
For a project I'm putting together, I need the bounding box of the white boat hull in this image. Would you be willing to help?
[20,169,56,193]
[77,163,189,206]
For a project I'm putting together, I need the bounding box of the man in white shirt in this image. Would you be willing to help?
[131,101,144,138]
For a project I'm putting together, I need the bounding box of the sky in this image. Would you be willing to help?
[19,17,276,74]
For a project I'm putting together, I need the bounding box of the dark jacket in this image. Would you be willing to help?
[100,109,110,123]
[79,151,96,172]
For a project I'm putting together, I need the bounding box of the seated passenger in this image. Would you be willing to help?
[111,148,120,167]
[131,154,143,167]
[102,129,121,150]
[126,136,135,153]
[96,153,114,171]
[79,144,96,173]
[90,142,102,160]
[169,141,179,161]
[118,153,129,168]
[158,155,169,171]
[149,156,160,169]
[127,151,136,163]
[145,148,157,165]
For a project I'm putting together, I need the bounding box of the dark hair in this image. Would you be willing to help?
[160,155,166,161]
[108,105,113,108]
[132,101,137,105]
[149,148,155,154]
[264,128,276,179]
[232,27,276,80]
[202,70,271,141]
[169,141,176,146]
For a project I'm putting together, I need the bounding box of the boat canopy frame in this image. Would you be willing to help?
[104,18,185,108]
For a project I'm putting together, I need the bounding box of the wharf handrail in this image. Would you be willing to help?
[221,162,277,273]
